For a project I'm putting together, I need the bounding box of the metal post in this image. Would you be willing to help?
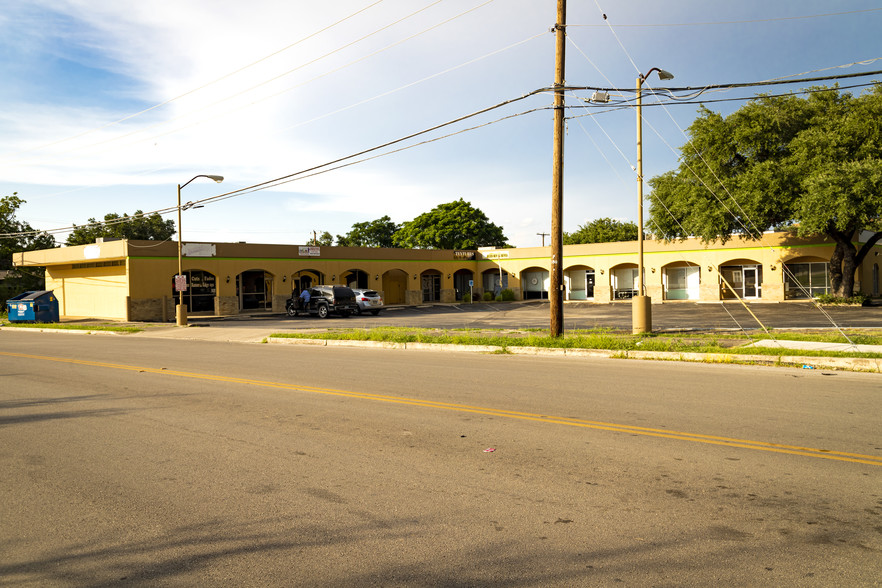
[632,74,652,333]
[550,0,566,337]
[176,183,187,326]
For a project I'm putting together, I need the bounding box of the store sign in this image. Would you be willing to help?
[454,250,475,260]
[483,250,510,259]
[299,246,321,257]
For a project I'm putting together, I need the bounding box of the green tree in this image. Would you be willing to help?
[66,210,175,246]
[336,216,400,247]
[1,194,56,302]
[648,85,882,297]
[564,217,638,245]
[393,199,507,250]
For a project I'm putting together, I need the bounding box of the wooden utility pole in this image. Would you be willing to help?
[550,0,566,337]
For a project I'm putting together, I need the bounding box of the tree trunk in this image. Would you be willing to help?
[828,229,856,297]
[829,241,845,295]
[828,230,882,297]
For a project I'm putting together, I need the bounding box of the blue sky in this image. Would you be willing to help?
[1,0,880,247]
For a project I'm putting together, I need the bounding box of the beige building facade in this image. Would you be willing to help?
[13,232,881,322]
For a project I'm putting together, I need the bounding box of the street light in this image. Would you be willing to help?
[176,174,223,326]
[633,67,673,335]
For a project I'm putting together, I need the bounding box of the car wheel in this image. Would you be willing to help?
[317,304,329,318]
[370,310,380,316]
[286,305,297,317]
[353,306,362,316]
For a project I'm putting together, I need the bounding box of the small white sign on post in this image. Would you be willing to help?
[174,274,188,292]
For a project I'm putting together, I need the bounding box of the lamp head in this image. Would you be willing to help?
[205,175,224,183]
[641,67,674,82]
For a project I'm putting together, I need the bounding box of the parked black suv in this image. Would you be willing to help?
[286,285,358,318]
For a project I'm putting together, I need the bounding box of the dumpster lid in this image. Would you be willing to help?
[15,290,53,301]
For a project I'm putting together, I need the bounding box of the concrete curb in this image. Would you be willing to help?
[266,337,880,372]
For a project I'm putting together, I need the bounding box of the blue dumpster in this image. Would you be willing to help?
[6,291,60,323]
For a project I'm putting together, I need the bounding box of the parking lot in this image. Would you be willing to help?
[190,300,882,333]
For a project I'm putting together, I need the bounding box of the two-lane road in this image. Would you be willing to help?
[1,331,879,586]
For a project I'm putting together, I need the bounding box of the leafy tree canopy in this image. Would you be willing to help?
[648,84,882,296]
[1,193,56,300]
[66,211,176,246]
[336,215,399,247]
[314,231,334,246]
[393,199,508,250]
[564,217,638,245]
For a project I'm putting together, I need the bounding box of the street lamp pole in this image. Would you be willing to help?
[632,67,673,335]
[176,174,224,326]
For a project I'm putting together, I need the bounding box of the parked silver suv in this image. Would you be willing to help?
[351,288,383,316]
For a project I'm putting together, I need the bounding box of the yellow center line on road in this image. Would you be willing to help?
[4,351,881,466]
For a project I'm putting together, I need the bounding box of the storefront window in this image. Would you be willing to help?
[784,262,830,299]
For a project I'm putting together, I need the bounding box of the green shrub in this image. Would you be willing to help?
[461,293,471,303]
[482,291,494,301]
[815,293,868,305]
[500,288,515,301]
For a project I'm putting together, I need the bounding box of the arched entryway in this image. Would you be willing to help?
[662,262,700,300]
[453,269,475,301]
[342,269,369,289]
[564,265,594,300]
[720,259,763,299]
[782,256,829,299]
[381,269,408,304]
[421,269,442,302]
[519,267,546,300]
[237,270,274,310]
[610,263,638,300]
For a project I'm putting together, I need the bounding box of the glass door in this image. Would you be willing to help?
[743,267,758,298]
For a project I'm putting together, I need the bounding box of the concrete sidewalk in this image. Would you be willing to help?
[745,339,882,354]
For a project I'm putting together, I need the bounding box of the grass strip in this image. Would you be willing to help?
[1,321,143,333]
[269,327,882,359]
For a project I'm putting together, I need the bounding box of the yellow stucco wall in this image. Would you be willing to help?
[45,265,129,319]
[14,233,882,321]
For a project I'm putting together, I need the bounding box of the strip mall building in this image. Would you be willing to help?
[13,231,882,321]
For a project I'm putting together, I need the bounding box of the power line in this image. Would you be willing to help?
[0,89,550,239]
[567,8,882,28]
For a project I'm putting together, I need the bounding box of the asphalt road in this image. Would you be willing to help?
[190,300,882,333]
[1,331,880,586]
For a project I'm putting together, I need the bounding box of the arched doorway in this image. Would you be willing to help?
[453,269,474,301]
[237,270,273,310]
[782,257,829,299]
[662,262,700,300]
[565,265,594,300]
[610,264,638,300]
[343,269,369,289]
[519,267,546,300]
[720,259,763,299]
[290,269,323,295]
[421,269,442,302]
[381,269,408,304]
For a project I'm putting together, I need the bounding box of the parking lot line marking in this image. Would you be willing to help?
[3,350,881,466]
